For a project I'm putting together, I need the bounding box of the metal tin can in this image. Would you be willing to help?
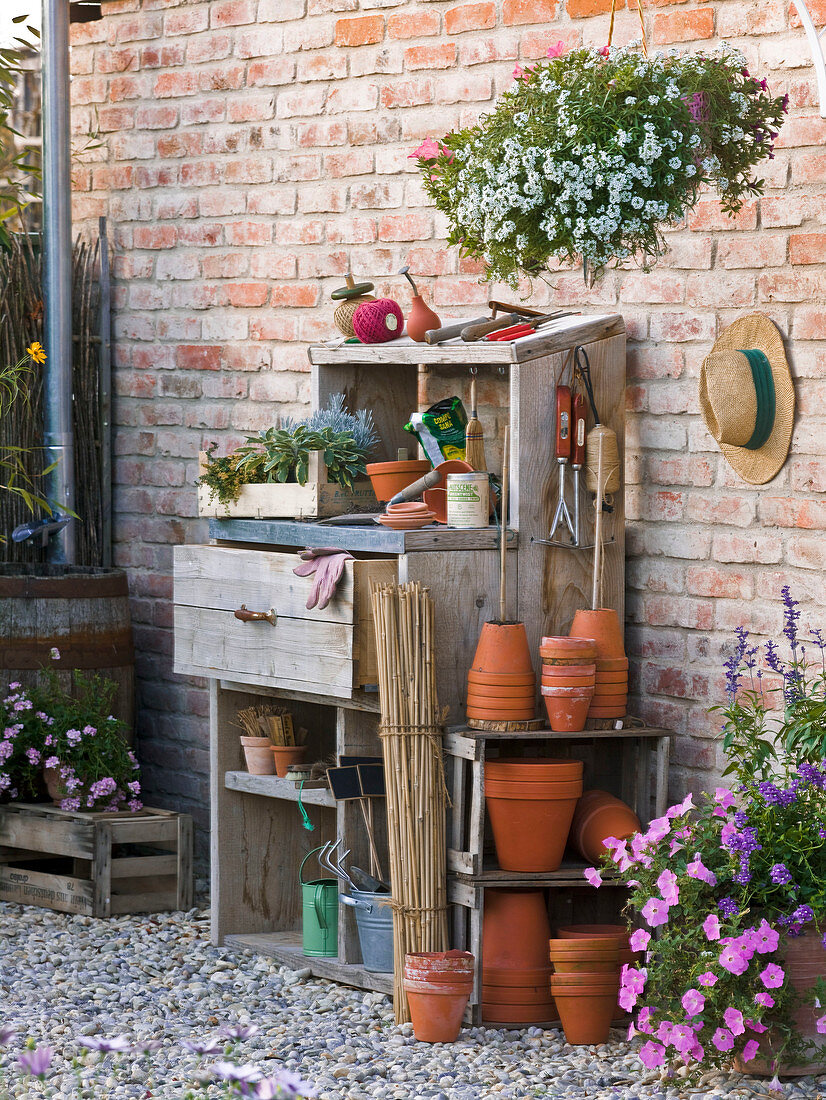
[446,472,489,529]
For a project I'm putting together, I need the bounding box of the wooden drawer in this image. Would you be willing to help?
[173,545,396,698]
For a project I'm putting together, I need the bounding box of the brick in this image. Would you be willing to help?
[790,233,826,265]
[248,58,296,86]
[717,235,787,270]
[296,53,348,82]
[405,44,457,70]
[760,497,826,530]
[445,3,496,33]
[381,79,434,109]
[154,72,198,98]
[335,16,384,47]
[711,534,783,565]
[378,213,432,241]
[296,120,348,146]
[210,0,257,27]
[503,0,558,25]
[621,273,685,304]
[327,84,380,112]
[277,86,327,119]
[175,346,221,372]
[435,73,493,103]
[567,0,619,15]
[686,566,753,600]
[165,9,210,35]
[686,272,756,308]
[652,7,714,42]
[760,195,808,228]
[224,283,270,308]
[388,12,440,39]
[649,312,716,343]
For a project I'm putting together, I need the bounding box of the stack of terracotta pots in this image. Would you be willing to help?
[555,923,642,1024]
[538,637,598,731]
[485,758,583,872]
[549,936,621,1044]
[482,889,555,1026]
[569,790,641,864]
[403,951,475,1043]
[569,609,628,720]
[466,622,536,724]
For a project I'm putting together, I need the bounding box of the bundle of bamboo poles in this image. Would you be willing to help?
[370,580,448,1023]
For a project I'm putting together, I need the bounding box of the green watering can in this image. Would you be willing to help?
[299,846,338,958]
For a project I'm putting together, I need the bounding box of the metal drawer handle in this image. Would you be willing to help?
[234,604,277,626]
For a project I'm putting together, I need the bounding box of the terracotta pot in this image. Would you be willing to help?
[271,744,309,779]
[241,735,276,776]
[404,951,474,983]
[588,705,628,719]
[540,685,594,733]
[422,487,447,524]
[466,682,536,700]
[595,657,629,672]
[467,669,535,686]
[541,662,596,677]
[483,965,552,987]
[471,621,534,677]
[406,294,441,342]
[404,977,471,1043]
[549,937,620,973]
[540,674,595,689]
[366,459,431,503]
[483,889,551,969]
[590,689,627,703]
[734,931,826,1076]
[482,983,552,1004]
[570,790,641,864]
[485,760,583,871]
[539,639,598,662]
[376,512,436,530]
[43,764,68,803]
[595,670,628,685]
[570,608,625,660]
[466,704,537,721]
[487,757,583,780]
[556,924,639,969]
[550,971,620,1045]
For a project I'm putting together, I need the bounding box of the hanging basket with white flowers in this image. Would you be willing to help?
[413,39,788,286]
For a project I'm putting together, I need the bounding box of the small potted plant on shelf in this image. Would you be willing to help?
[197,394,379,519]
[414,42,788,286]
[586,588,826,1078]
[0,650,141,812]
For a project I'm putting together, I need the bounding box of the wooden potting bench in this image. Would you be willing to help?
[172,312,670,1002]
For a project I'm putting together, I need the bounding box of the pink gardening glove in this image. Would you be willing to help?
[293,547,354,610]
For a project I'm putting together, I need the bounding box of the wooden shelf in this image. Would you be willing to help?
[210,518,517,554]
[447,724,673,744]
[449,860,619,888]
[224,771,335,808]
[226,930,393,996]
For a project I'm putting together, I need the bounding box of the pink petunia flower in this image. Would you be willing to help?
[712,1028,734,1052]
[754,991,775,1008]
[646,816,671,843]
[584,867,602,888]
[657,869,679,906]
[639,1041,665,1069]
[409,138,441,161]
[746,1018,768,1033]
[686,855,717,886]
[513,63,524,80]
[669,1023,697,1055]
[698,971,718,987]
[816,1015,826,1035]
[667,793,694,819]
[656,1020,674,1044]
[703,914,721,941]
[724,1007,745,1036]
[752,919,780,955]
[629,928,650,953]
[546,39,567,58]
[641,897,671,928]
[637,1006,654,1034]
[760,963,785,989]
[682,989,705,1017]
[714,787,736,809]
[742,1039,761,1062]
[719,944,749,976]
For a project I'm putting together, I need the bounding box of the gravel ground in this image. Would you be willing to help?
[0,901,823,1099]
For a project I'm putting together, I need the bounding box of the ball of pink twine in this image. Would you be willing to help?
[352,298,404,344]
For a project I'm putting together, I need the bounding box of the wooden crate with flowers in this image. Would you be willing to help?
[0,659,192,916]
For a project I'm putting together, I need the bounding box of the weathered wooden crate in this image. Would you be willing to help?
[197,450,377,520]
[0,803,193,917]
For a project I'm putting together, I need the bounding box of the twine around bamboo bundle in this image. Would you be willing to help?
[370,581,449,1023]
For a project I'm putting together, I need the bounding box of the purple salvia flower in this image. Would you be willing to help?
[80,1036,132,1053]
[18,1045,53,1078]
[0,1024,16,1045]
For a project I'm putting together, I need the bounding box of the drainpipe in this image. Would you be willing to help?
[41,0,76,563]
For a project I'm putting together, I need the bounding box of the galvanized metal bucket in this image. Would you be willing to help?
[299,847,338,958]
[339,887,394,973]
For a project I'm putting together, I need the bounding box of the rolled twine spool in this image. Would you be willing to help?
[334,295,375,339]
[585,425,621,494]
[353,298,404,344]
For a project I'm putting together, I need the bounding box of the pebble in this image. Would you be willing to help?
[1,900,826,1099]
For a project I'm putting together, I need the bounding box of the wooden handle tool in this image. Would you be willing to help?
[461,313,522,341]
[424,315,489,344]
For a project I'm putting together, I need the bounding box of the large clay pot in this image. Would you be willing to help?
[466,682,536,700]
[404,950,474,984]
[542,662,596,678]
[483,889,551,969]
[466,704,536,721]
[241,736,276,775]
[541,685,594,732]
[366,459,431,503]
[486,758,582,779]
[403,951,474,1043]
[549,937,619,973]
[570,790,641,864]
[471,622,534,677]
[570,609,625,660]
[539,637,598,663]
[735,932,826,1076]
[556,924,639,969]
[551,971,620,1045]
[467,669,535,686]
[485,759,583,871]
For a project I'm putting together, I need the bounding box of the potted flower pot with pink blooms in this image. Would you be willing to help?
[585,590,826,1080]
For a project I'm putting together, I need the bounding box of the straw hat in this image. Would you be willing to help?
[699,314,795,485]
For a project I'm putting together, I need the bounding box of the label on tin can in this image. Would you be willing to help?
[446,473,489,529]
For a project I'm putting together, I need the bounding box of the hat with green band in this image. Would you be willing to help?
[699,313,795,485]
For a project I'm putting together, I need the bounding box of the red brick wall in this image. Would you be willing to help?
[69,0,826,842]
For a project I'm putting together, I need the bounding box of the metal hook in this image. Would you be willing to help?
[469,365,477,376]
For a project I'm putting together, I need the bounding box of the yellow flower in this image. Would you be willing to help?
[27,342,46,364]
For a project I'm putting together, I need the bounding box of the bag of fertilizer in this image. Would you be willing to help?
[404,397,468,467]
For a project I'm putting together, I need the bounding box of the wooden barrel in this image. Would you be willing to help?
[0,565,135,734]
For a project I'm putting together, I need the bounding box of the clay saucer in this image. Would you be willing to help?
[375,511,436,530]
